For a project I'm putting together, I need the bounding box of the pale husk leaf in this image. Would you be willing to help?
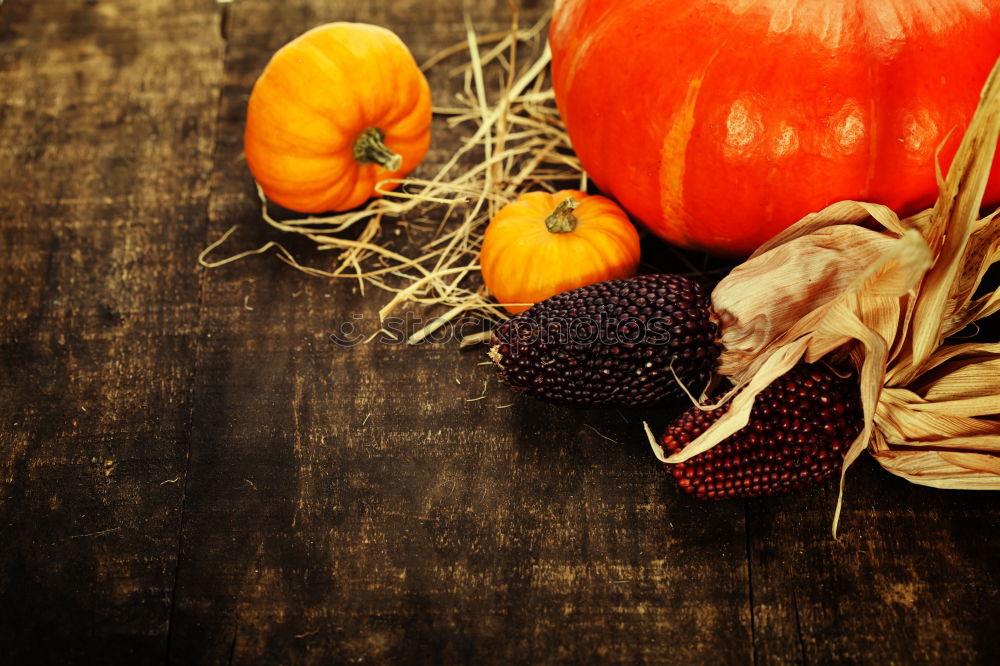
[946,209,1000,324]
[875,388,1000,446]
[906,67,1000,376]
[714,223,896,377]
[870,449,1000,489]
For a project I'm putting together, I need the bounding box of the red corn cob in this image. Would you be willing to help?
[660,362,863,500]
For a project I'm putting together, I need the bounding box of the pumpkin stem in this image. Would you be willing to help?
[544,196,579,233]
[353,128,403,171]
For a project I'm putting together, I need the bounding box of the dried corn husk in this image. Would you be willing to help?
[652,58,1000,532]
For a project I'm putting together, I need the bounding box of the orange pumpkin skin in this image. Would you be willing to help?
[550,1,1000,256]
[480,190,641,314]
[244,23,432,213]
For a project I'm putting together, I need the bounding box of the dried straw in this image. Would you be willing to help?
[199,11,584,343]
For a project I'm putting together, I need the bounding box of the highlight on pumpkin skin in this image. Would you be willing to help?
[244,22,432,213]
[480,190,641,314]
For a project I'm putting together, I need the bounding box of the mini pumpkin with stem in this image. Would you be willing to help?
[480,190,641,314]
[244,22,432,213]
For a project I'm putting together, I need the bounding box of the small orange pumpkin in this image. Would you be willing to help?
[244,23,432,213]
[480,190,641,314]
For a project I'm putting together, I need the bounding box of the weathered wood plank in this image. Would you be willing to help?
[167,1,752,663]
[0,0,224,662]
[746,457,1000,664]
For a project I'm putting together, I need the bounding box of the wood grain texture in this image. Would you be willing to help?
[746,459,1000,665]
[0,0,224,663]
[0,0,998,664]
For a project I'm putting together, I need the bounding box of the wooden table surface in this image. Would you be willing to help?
[2,1,999,663]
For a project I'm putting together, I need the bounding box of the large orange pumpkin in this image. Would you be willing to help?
[244,23,432,213]
[550,0,1000,256]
